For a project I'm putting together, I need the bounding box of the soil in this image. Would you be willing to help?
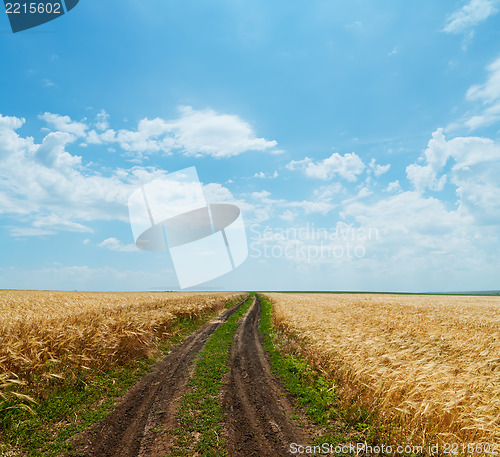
[70,296,306,457]
[222,295,305,457]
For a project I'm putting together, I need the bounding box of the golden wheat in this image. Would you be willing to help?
[268,293,500,445]
[0,290,242,403]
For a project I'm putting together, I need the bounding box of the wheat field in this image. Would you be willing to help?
[0,290,242,407]
[268,293,500,445]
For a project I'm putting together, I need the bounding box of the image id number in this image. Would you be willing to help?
[5,2,62,14]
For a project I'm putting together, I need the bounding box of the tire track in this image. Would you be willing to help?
[69,297,248,457]
[223,296,305,457]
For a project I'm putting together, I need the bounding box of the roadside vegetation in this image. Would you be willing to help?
[164,293,255,457]
[258,294,368,448]
[0,291,244,456]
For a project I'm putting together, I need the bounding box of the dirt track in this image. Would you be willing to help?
[71,296,304,456]
[223,296,305,456]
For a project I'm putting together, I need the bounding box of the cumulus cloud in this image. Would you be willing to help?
[39,107,278,160]
[0,113,166,230]
[443,0,499,34]
[385,181,402,192]
[406,128,500,223]
[287,152,365,181]
[0,106,280,235]
[345,191,462,235]
[406,129,452,192]
[40,112,87,137]
[35,132,81,168]
[168,106,277,157]
[111,106,277,158]
[0,114,35,159]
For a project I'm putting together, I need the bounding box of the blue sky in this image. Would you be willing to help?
[1,0,500,292]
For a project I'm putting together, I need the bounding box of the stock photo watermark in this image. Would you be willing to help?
[127,167,379,287]
[249,223,380,262]
[290,441,500,455]
[128,167,248,289]
[3,0,79,33]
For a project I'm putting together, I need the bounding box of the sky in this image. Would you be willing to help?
[1,0,500,292]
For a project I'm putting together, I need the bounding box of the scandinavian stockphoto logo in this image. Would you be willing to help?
[3,0,79,33]
[128,167,248,289]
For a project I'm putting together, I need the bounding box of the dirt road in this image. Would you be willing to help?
[223,296,305,456]
[71,296,304,456]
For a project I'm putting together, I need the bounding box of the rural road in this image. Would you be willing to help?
[71,296,305,457]
[223,295,305,456]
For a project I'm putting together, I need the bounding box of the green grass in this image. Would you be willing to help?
[257,293,368,448]
[165,293,255,457]
[0,300,243,457]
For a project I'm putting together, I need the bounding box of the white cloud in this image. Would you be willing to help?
[464,56,500,129]
[443,0,499,34]
[0,114,35,160]
[287,200,334,215]
[40,107,278,159]
[251,190,271,200]
[467,57,500,101]
[342,191,480,275]
[113,106,278,158]
[0,106,278,235]
[98,237,136,252]
[40,112,87,137]
[351,191,457,233]
[312,183,345,203]
[169,106,277,158]
[226,187,337,224]
[253,170,278,179]
[85,128,117,145]
[0,113,166,229]
[287,152,365,181]
[406,128,500,192]
[342,187,373,204]
[405,129,500,224]
[369,158,391,177]
[35,132,81,169]
[95,109,110,131]
[406,129,451,192]
[33,214,93,233]
[279,210,297,222]
[385,181,402,192]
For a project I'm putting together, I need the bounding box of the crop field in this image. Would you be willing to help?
[268,293,500,445]
[0,290,242,407]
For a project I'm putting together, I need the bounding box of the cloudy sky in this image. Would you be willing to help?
[1,0,500,292]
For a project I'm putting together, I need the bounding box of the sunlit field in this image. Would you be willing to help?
[0,290,242,406]
[269,293,500,445]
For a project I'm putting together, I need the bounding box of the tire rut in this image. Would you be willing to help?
[69,297,248,457]
[223,296,305,457]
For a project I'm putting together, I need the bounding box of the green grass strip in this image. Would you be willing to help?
[166,293,255,457]
[258,293,369,447]
[0,301,241,457]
